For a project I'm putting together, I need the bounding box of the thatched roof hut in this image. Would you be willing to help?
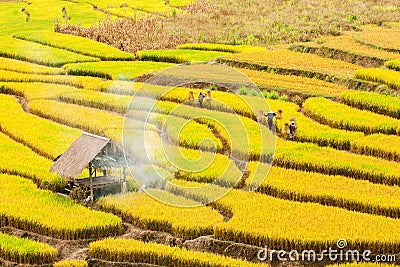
[50,132,127,201]
[50,132,112,180]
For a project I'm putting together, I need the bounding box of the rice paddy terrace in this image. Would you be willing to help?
[1,0,400,266]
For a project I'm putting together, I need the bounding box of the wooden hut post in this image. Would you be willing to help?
[89,162,94,203]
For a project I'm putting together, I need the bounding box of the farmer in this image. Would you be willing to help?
[288,119,297,140]
[198,92,205,108]
[188,90,194,102]
[265,110,276,130]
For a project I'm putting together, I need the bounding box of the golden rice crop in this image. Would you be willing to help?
[351,134,400,162]
[318,35,400,59]
[131,89,400,162]
[0,69,105,89]
[0,132,64,191]
[176,43,266,53]
[97,190,224,239]
[239,68,347,97]
[355,68,400,90]
[29,99,124,136]
[247,162,400,218]
[0,95,81,159]
[275,138,400,186]
[127,108,224,152]
[89,238,267,267]
[56,88,274,161]
[268,99,400,161]
[290,35,399,65]
[137,129,241,187]
[354,23,400,53]
[0,174,122,239]
[340,90,400,119]
[0,82,77,100]
[0,232,57,264]
[53,92,224,152]
[268,99,364,150]
[223,49,362,78]
[303,97,400,135]
[163,145,242,186]
[214,189,400,253]
[161,115,224,152]
[0,56,64,74]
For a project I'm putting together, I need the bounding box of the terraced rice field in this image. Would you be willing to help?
[1,0,400,266]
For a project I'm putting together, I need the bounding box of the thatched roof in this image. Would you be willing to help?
[50,132,110,179]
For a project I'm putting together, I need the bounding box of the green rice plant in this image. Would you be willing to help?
[355,68,400,90]
[0,56,64,74]
[340,90,400,119]
[303,97,400,135]
[63,61,174,80]
[0,37,99,67]
[97,190,224,239]
[176,43,266,53]
[21,0,116,31]
[54,259,88,267]
[0,232,57,264]
[247,163,400,218]
[0,173,122,239]
[89,238,267,267]
[14,31,135,61]
[0,94,81,159]
[136,49,230,63]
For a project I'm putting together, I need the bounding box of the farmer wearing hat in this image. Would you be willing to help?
[265,109,276,131]
[288,117,297,140]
